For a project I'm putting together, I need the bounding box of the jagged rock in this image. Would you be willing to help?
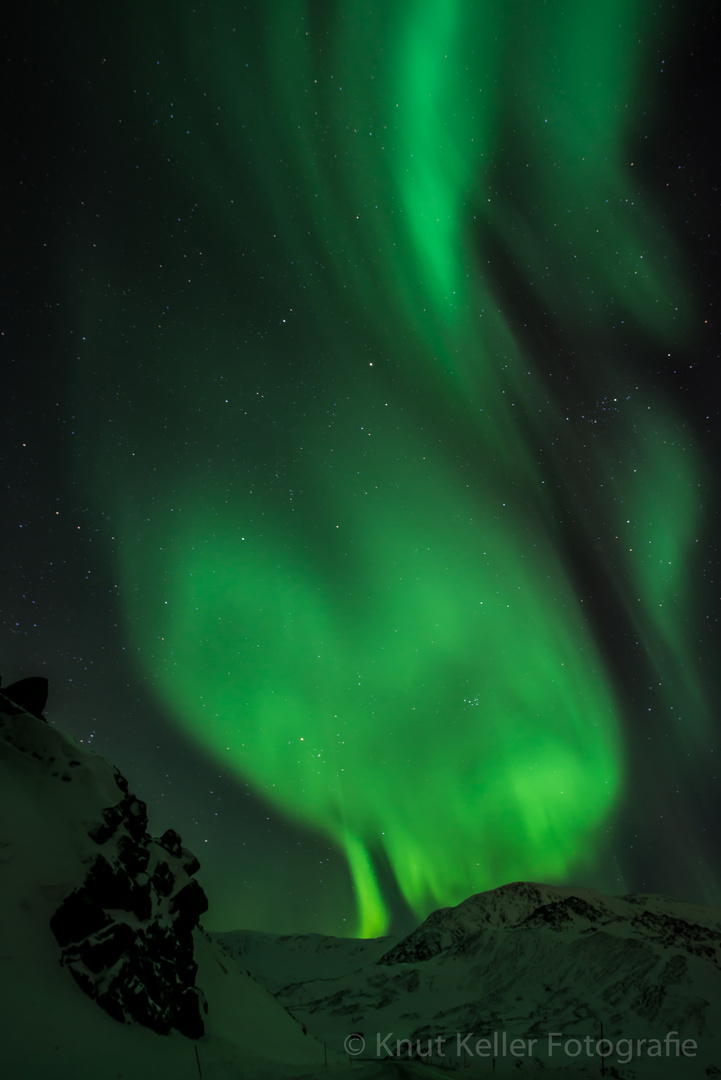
[51,888,112,947]
[157,828,183,857]
[176,987,207,1039]
[181,849,201,877]
[152,861,175,897]
[62,917,206,1037]
[51,764,208,1039]
[2,676,218,1046]
[113,765,129,794]
[170,878,209,935]
[88,792,148,845]
[88,804,126,845]
[64,922,136,976]
[124,794,149,842]
[0,676,48,720]
[117,832,150,877]
[0,691,30,721]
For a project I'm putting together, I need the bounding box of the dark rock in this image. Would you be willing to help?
[117,833,150,876]
[88,803,126,845]
[0,676,48,719]
[170,879,209,934]
[67,963,95,999]
[95,984,130,1026]
[51,888,112,946]
[3,674,208,1039]
[158,828,183,858]
[181,848,201,876]
[175,987,206,1039]
[124,795,149,841]
[65,922,136,975]
[83,856,128,907]
[75,855,150,921]
[113,766,129,794]
[0,692,25,719]
[51,784,208,1039]
[90,792,149,846]
[152,861,175,897]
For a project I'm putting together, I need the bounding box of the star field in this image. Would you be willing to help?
[3,0,720,936]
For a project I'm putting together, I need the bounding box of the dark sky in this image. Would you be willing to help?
[3,1,720,937]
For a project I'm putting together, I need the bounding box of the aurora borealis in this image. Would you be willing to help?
[4,1,719,936]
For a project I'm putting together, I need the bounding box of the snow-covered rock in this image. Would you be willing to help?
[3,684,721,1078]
[0,688,330,1079]
[1,685,208,1037]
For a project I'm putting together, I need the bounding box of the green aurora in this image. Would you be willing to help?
[73,0,709,935]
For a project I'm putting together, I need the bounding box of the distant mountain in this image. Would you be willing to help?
[2,687,720,1078]
[217,882,721,1077]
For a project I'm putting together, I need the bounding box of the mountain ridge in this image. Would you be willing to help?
[2,687,720,1077]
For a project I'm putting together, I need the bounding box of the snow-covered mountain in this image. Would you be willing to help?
[2,682,720,1078]
[218,883,721,1076]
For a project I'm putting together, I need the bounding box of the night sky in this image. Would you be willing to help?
[4,1,720,937]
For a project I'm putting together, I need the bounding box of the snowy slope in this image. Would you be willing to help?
[3,690,721,1078]
[0,693,331,1079]
[217,883,721,1078]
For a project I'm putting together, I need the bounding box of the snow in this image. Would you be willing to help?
[0,698,330,1078]
[2,694,721,1078]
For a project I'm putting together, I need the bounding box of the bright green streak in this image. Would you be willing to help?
[75,0,707,934]
[118,435,622,936]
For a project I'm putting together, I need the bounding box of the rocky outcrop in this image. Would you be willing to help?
[1,680,209,1038]
[0,677,48,720]
[50,777,208,1038]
